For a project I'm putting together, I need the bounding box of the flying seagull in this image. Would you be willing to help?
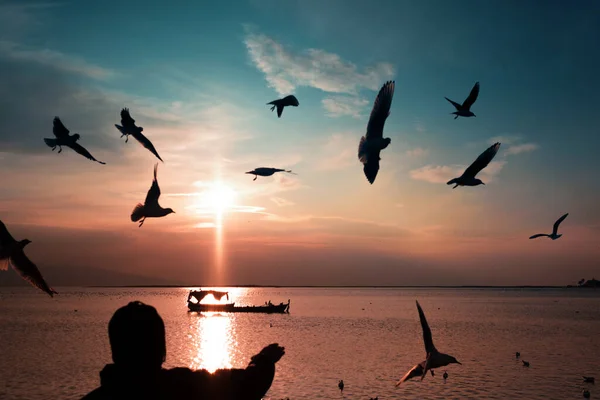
[115,108,164,162]
[445,81,480,119]
[447,142,501,188]
[529,213,569,240]
[583,376,595,384]
[245,167,296,181]
[0,220,57,297]
[131,164,175,227]
[358,80,395,184]
[396,301,461,386]
[266,95,299,118]
[43,117,106,164]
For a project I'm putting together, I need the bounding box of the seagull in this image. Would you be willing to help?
[266,95,299,118]
[358,80,395,184]
[131,164,175,227]
[443,371,448,381]
[245,167,296,181]
[43,117,106,164]
[529,213,569,240]
[447,142,501,188]
[115,108,164,162]
[583,376,595,384]
[445,81,480,119]
[0,220,57,297]
[396,301,461,386]
[516,351,521,359]
[338,380,344,394]
[522,360,530,367]
[583,389,591,399]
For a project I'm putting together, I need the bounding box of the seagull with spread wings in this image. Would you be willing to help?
[447,142,501,188]
[358,80,395,184]
[43,117,106,164]
[131,164,175,227]
[529,213,569,240]
[266,95,299,118]
[396,301,461,386]
[445,81,480,119]
[115,108,164,162]
[0,220,58,297]
[245,167,296,181]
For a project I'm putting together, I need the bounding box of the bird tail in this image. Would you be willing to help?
[285,170,297,175]
[131,203,145,222]
[43,138,57,148]
[115,124,125,133]
[48,288,58,297]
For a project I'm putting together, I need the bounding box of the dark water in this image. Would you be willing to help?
[1,287,599,399]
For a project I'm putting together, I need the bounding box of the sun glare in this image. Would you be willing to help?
[206,183,236,214]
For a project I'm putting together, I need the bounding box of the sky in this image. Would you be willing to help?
[1,0,599,287]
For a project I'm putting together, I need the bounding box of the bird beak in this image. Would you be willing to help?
[482,182,485,185]
[456,361,462,365]
[245,171,252,174]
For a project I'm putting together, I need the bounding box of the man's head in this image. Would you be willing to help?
[108,301,166,370]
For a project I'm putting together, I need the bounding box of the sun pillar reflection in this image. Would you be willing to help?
[214,208,224,284]
[190,313,233,373]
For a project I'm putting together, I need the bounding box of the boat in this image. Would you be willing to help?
[186,289,290,314]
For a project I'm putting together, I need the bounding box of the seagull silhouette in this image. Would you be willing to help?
[338,379,344,394]
[43,117,106,164]
[445,81,480,119]
[396,301,461,386]
[583,389,591,399]
[447,142,501,188]
[358,80,395,184]
[266,95,299,118]
[522,360,530,367]
[529,213,569,240]
[0,220,57,297]
[131,164,175,227]
[245,167,296,181]
[583,376,595,384]
[115,108,164,162]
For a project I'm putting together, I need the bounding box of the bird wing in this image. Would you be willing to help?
[52,117,70,139]
[361,153,380,184]
[132,131,164,162]
[396,362,425,386]
[68,142,106,164]
[462,81,480,109]
[120,108,136,127]
[144,163,161,206]
[444,97,462,111]
[529,234,549,239]
[462,142,501,179]
[0,220,17,249]
[277,104,284,118]
[282,95,299,106]
[365,81,395,140]
[10,250,57,297]
[552,213,569,235]
[416,301,436,354]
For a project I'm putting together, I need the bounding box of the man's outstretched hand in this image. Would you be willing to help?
[250,343,285,366]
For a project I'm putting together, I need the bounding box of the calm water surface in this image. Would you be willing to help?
[1,287,599,399]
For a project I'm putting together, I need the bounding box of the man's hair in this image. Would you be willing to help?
[108,301,166,369]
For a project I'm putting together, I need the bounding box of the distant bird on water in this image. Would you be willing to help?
[267,95,299,118]
[583,376,595,384]
[245,167,296,181]
[443,371,448,381]
[516,351,520,359]
[131,164,175,227]
[0,220,57,297]
[529,213,569,240]
[445,81,480,119]
[396,301,461,386]
[338,380,344,394]
[583,389,591,399]
[447,142,501,189]
[358,80,395,184]
[115,108,164,162]
[44,117,106,164]
[522,360,530,367]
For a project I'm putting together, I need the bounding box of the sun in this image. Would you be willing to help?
[206,183,236,213]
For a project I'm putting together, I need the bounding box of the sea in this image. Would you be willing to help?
[0,287,599,399]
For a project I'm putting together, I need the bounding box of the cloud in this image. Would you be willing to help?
[489,135,522,145]
[505,143,539,156]
[271,197,295,207]
[410,161,506,184]
[405,147,429,158]
[322,95,369,118]
[244,28,394,96]
[414,118,426,133]
[313,133,356,171]
[0,40,115,79]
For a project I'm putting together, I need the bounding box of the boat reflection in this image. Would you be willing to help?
[189,313,234,373]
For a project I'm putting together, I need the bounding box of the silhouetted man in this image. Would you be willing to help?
[81,301,285,400]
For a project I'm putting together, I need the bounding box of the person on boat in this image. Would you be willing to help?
[81,301,285,400]
[268,300,273,306]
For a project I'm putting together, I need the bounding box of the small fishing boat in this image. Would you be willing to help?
[187,289,290,314]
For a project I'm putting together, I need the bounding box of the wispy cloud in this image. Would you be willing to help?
[410,161,507,184]
[0,40,115,80]
[313,133,356,171]
[405,147,429,158]
[505,143,539,156]
[322,95,369,118]
[244,26,394,99]
[271,197,295,207]
[414,118,426,133]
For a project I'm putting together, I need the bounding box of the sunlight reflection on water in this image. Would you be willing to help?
[189,312,234,373]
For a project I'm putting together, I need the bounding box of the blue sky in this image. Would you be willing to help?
[0,0,599,287]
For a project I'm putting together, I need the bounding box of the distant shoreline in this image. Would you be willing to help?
[82,285,591,289]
